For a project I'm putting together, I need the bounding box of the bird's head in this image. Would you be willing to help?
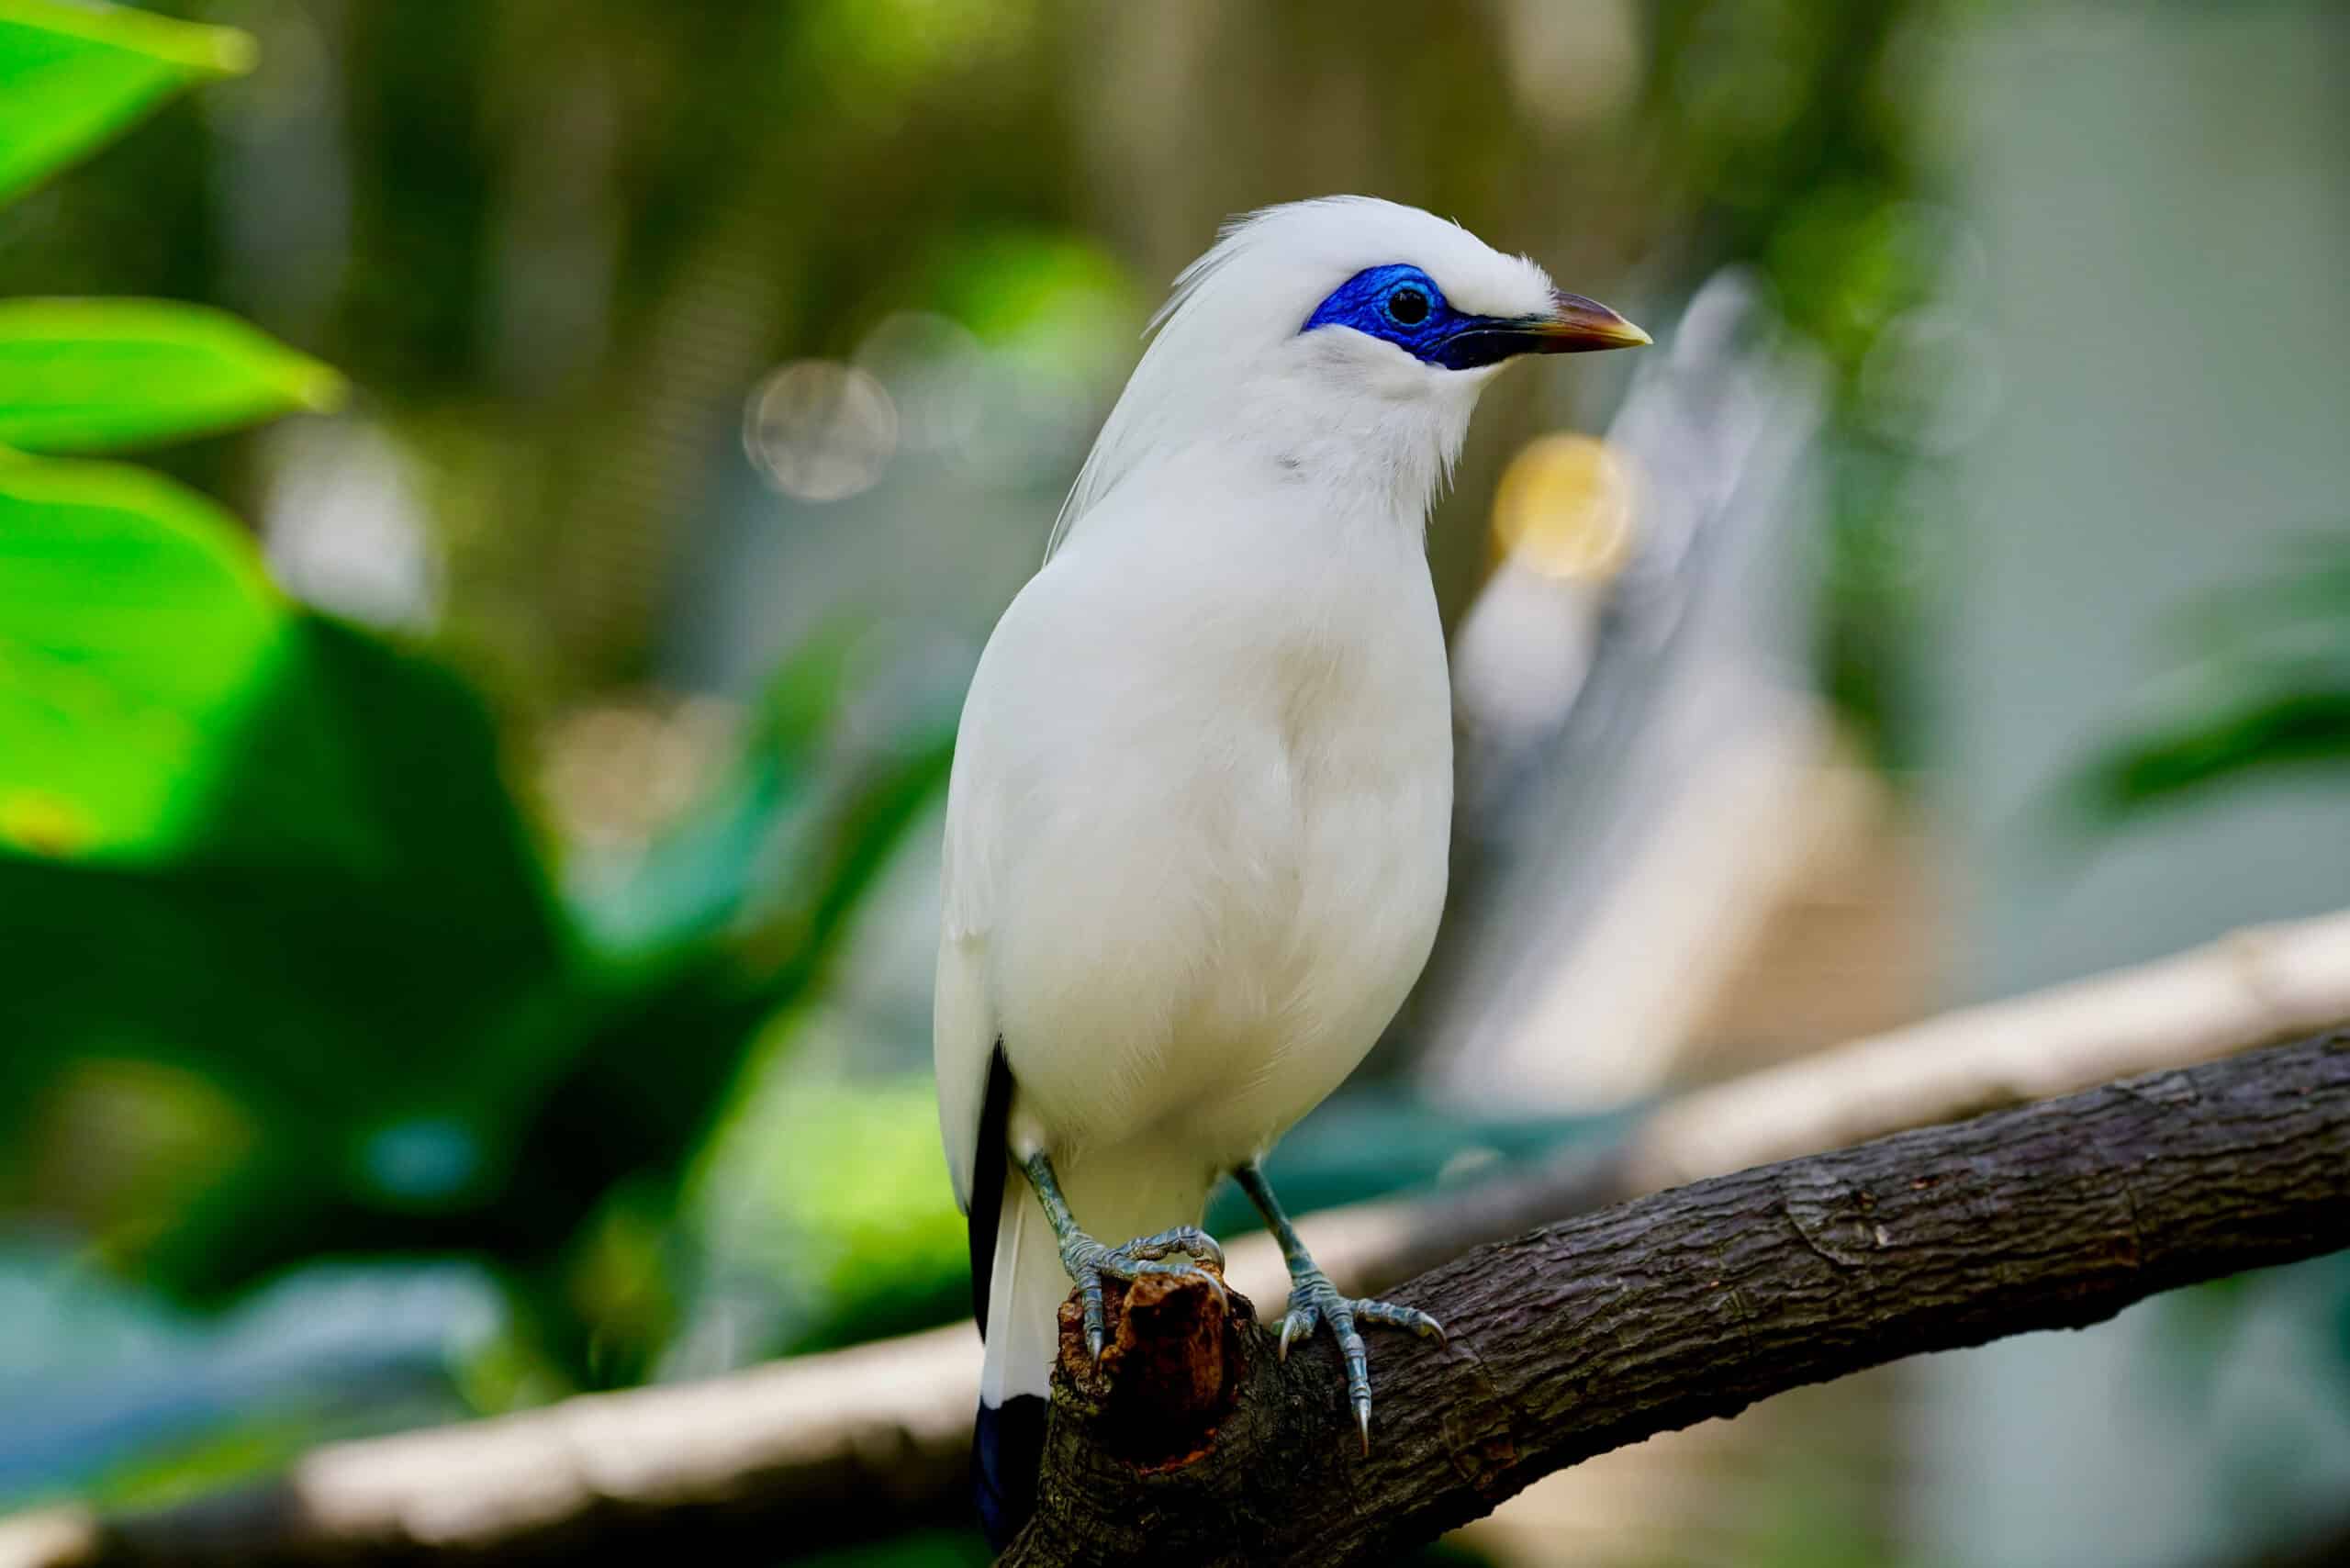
[1050,196,1648,556]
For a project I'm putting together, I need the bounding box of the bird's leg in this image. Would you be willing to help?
[1234,1161,1444,1453]
[1019,1151,1225,1363]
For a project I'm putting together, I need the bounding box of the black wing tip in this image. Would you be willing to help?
[969,1049,1043,1547]
[974,1393,1048,1550]
[968,1043,1014,1334]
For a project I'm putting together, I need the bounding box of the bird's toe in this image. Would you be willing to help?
[1121,1225,1225,1271]
[1354,1299,1446,1345]
[1274,1278,1441,1450]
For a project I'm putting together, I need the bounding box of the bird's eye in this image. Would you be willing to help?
[1386,286,1430,327]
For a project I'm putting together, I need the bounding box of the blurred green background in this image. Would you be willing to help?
[2,2,2345,1564]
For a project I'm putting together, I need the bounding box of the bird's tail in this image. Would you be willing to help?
[973,1152,1211,1550]
[973,1166,1061,1548]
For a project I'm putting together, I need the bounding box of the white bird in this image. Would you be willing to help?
[934,195,1649,1547]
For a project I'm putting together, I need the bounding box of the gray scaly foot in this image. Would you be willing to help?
[1274,1265,1443,1451]
[1237,1162,1442,1452]
[1022,1155,1225,1361]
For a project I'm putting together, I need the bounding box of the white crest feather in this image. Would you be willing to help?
[1042,196,1555,562]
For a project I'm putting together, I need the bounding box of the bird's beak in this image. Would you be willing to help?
[1429,291,1653,369]
[1528,291,1652,354]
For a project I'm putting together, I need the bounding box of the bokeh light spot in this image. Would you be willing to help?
[1858,307,2004,456]
[743,360,899,502]
[1490,432,1639,582]
[359,1118,482,1208]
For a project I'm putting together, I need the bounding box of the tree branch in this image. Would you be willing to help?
[1278,906,2350,1302]
[0,1326,985,1566]
[1003,1032,2350,1566]
[5,907,2345,1568]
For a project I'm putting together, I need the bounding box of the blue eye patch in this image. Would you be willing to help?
[1301,263,1546,371]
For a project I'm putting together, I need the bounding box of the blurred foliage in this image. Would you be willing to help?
[2065,531,2350,1532]
[0,0,1985,1552]
[1646,0,1950,773]
[0,1244,507,1510]
[687,1060,972,1361]
[2065,533,2350,823]
[790,1533,998,1568]
[0,297,340,452]
[0,0,249,203]
[0,0,958,1376]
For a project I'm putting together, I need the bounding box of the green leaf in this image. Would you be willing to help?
[0,457,572,1295]
[0,299,344,454]
[686,1067,970,1359]
[2068,689,2350,820]
[2058,532,2350,826]
[0,584,957,1350]
[0,0,254,207]
[0,454,297,862]
[0,616,575,1296]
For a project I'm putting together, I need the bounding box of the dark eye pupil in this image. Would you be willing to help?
[1388,286,1429,326]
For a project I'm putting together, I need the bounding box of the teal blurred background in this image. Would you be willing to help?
[1,1,2346,1564]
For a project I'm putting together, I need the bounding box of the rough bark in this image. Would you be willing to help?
[1000,1032,2350,1567]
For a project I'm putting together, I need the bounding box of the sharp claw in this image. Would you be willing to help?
[1278,1314,1299,1360]
[1088,1326,1103,1362]
[1355,1396,1371,1456]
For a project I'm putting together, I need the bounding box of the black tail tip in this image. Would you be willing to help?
[973,1394,1048,1551]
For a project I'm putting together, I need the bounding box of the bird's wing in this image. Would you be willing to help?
[934,839,997,1215]
[933,534,1157,1213]
[934,595,1022,1215]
